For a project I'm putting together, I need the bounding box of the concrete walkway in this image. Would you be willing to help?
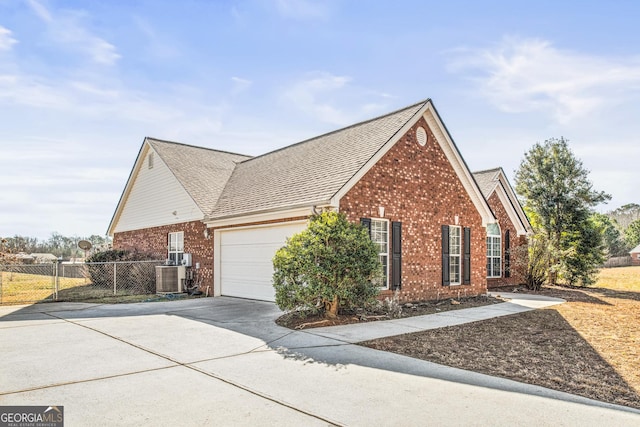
[307,292,566,343]
[0,295,638,426]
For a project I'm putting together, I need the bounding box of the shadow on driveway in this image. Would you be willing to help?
[1,296,639,418]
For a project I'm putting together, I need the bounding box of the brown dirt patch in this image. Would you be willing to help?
[361,266,640,410]
[276,294,503,329]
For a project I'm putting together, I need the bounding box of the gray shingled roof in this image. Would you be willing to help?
[147,138,251,214]
[208,100,428,219]
[472,168,501,198]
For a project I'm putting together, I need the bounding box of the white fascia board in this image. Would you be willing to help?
[204,204,333,229]
[106,141,151,236]
[494,185,529,236]
[497,174,532,234]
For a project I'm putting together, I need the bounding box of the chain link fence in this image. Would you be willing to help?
[0,260,164,305]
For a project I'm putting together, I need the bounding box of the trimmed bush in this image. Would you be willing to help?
[273,211,382,318]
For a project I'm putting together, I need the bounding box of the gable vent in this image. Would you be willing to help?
[416,127,427,146]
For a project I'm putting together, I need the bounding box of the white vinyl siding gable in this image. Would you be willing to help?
[114,150,204,233]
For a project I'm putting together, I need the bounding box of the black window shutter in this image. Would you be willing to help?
[391,221,402,290]
[504,230,511,278]
[360,218,371,237]
[442,225,450,286]
[463,227,471,285]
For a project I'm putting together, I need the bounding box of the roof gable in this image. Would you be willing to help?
[148,138,251,213]
[107,138,250,235]
[109,99,501,231]
[330,100,496,226]
[630,244,640,254]
[473,167,532,235]
[208,100,427,220]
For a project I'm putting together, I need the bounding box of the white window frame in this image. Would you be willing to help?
[168,231,184,265]
[449,225,461,285]
[370,218,390,289]
[486,223,502,278]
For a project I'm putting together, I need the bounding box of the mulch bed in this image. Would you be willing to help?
[361,283,640,410]
[275,294,503,330]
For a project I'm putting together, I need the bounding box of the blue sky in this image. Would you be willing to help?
[1,0,639,240]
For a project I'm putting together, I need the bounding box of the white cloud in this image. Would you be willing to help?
[26,0,120,65]
[231,76,253,94]
[283,72,353,124]
[0,26,18,51]
[26,0,52,22]
[450,37,640,123]
[282,72,393,125]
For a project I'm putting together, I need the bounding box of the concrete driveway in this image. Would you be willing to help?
[0,297,638,426]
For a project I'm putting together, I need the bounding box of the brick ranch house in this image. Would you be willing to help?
[107,99,531,302]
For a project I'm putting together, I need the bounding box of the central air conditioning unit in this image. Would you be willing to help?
[155,266,186,293]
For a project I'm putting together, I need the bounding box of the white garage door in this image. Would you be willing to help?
[219,221,307,301]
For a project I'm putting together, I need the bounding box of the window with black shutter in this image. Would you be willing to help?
[391,221,402,290]
[442,225,450,286]
[505,230,511,278]
[463,227,471,284]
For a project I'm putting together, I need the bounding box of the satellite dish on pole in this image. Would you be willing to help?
[78,240,92,251]
[78,240,92,261]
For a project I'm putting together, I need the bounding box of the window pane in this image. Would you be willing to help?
[450,256,460,283]
[487,223,500,236]
[493,237,501,256]
[371,220,389,288]
[177,233,184,251]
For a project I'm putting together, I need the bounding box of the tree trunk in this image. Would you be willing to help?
[324,295,339,319]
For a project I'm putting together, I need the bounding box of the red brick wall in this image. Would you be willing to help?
[486,192,528,288]
[631,254,640,266]
[340,117,487,302]
[113,220,213,288]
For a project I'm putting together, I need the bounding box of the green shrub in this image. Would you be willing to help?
[272,211,382,318]
[85,249,159,293]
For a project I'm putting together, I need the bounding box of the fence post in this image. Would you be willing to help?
[54,259,61,301]
[113,262,117,296]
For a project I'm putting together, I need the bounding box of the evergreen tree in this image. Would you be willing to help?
[515,138,610,285]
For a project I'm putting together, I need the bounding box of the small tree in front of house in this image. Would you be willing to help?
[273,211,382,318]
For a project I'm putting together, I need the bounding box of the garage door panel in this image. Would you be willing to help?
[221,262,273,281]
[221,243,285,261]
[219,222,306,301]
